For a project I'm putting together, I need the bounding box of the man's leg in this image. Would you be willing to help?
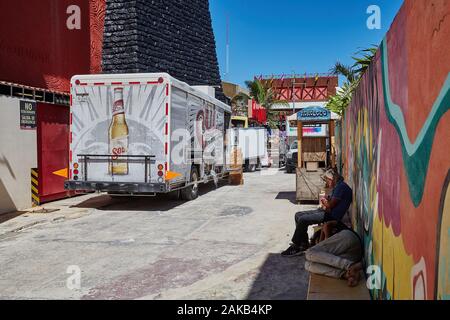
[305,230,361,271]
[291,209,325,246]
[305,260,345,279]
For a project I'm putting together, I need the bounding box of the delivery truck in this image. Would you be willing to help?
[64,73,232,200]
[228,127,269,172]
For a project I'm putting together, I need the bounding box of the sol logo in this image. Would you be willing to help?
[112,147,126,160]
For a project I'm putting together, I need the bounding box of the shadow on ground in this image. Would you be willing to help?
[0,210,29,224]
[275,192,320,206]
[275,191,297,204]
[71,180,228,212]
[246,253,309,300]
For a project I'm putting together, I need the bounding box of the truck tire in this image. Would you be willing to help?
[181,167,199,201]
[286,165,293,174]
[244,160,256,172]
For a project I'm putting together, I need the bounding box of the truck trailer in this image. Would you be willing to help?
[65,73,232,200]
[228,127,269,172]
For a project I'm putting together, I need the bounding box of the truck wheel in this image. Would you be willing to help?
[286,166,293,174]
[245,160,256,172]
[181,167,199,201]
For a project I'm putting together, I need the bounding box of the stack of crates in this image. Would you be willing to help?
[229,147,244,185]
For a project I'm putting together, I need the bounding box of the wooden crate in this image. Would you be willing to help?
[306,161,319,172]
[229,147,243,170]
[296,168,326,203]
[303,152,326,162]
[229,172,244,185]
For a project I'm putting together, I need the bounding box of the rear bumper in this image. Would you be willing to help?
[64,180,167,193]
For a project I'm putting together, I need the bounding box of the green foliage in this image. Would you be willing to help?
[242,78,289,128]
[327,46,378,115]
[352,47,378,75]
[330,62,357,83]
[326,81,358,115]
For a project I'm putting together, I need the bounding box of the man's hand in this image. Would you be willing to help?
[321,198,332,213]
[321,197,340,213]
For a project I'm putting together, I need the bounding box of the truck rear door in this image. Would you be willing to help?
[70,78,168,184]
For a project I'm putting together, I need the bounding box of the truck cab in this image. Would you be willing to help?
[231,116,248,128]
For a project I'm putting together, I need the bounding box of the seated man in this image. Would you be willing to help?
[304,221,364,287]
[281,169,353,256]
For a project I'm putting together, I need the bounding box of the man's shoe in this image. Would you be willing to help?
[281,244,306,257]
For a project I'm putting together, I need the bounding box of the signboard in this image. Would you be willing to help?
[303,124,328,137]
[297,106,330,122]
[286,120,328,137]
[20,101,37,129]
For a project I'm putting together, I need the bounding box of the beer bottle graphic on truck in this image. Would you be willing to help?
[109,87,129,175]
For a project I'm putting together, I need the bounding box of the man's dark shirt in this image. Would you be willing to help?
[324,180,353,222]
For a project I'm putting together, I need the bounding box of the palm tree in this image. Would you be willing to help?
[330,62,357,83]
[352,47,378,75]
[327,46,378,115]
[243,78,289,128]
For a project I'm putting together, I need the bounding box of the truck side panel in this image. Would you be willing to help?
[228,128,267,163]
[170,87,189,184]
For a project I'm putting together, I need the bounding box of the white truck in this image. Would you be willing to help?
[228,127,269,172]
[64,73,232,200]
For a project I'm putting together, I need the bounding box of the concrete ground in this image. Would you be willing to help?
[0,168,314,300]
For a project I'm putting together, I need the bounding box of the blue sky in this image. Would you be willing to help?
[210,0,404,86]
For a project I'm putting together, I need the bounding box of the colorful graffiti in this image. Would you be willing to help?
[339,0,450,299]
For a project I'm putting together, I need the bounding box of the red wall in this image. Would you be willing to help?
[0,0,105,92]
[37,103,71,203]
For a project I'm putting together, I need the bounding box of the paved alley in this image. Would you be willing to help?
[0,169,312,300]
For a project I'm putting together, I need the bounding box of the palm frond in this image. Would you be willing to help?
[330,62,357,82]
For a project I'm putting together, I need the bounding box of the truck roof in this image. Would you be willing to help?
[71,72,231,113]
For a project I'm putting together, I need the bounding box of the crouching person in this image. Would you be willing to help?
[305,221,364,287]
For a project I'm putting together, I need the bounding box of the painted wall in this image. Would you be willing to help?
[0,97,38,214]
[340,0,450,300]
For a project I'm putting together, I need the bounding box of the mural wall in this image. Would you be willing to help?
[340,0,450,299]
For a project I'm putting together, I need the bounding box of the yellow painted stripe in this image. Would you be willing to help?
[31,193,40,203]
[31,170,38,178]
[31,185,38,194]
[31,177,38,186]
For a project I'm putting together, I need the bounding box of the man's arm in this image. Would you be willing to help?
[320,197,340,213]
[321,184,345,212]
